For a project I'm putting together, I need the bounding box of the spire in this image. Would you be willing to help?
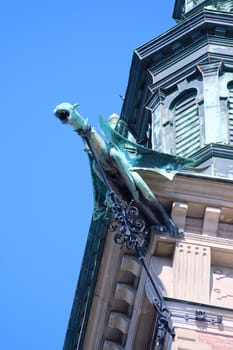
[173,0,233,22]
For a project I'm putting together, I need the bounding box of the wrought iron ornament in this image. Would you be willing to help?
[172,310,223,324]
[109,197,148,250]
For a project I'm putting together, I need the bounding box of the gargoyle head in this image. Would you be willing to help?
[54,102,88,131]
[53,102,79,124]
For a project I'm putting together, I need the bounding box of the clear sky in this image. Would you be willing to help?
[2,1,175,349]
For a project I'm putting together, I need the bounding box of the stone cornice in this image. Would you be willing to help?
[149,50,233,95]
[192,143,233,164]
[136,9,233,61]
[148,35,233,92]
[137,169,233,212]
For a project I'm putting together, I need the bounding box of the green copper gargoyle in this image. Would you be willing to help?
[54,103,195,235]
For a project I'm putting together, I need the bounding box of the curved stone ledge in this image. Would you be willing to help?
[120,255,141,277]
[115,283,136,306]
[108,312,130,335]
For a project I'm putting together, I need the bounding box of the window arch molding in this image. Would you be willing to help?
[149,78,203,154]
[169,87,197,110]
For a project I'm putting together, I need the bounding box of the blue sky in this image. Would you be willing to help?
[1,1,175,349]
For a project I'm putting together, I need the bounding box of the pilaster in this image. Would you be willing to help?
[147,89,166,152]
[198,62,228,145]
[173,242,211,303]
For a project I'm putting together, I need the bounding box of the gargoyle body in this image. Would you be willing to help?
[54,103,194,235]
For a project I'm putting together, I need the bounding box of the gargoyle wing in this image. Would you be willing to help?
[99,115,195,175]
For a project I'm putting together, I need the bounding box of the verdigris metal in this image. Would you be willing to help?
[173,0,233,22]
[54,102,194,235]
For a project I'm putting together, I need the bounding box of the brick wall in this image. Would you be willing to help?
[198,332,233,350]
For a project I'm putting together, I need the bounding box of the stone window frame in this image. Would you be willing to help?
[161,79,204,155]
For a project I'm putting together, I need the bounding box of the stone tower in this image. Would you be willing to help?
[62,1,233,349]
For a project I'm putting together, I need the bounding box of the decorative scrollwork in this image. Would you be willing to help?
[109,199,148,250]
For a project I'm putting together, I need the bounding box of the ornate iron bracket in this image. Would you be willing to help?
[109,196,149,251]
[154,314,176,348]
[172,310,223,324]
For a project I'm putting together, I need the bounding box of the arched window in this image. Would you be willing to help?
[228,81,233,145]
[171,89,200,157]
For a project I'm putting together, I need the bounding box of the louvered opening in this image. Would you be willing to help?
[228,82,233,145]
[174,91,200,157]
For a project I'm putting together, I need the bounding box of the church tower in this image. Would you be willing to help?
[61,1,233,349]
